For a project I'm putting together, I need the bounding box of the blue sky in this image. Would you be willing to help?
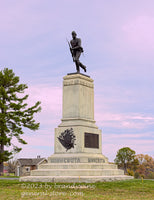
[0,0,154,161]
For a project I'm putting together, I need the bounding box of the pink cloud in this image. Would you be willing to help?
[122,16,154,51]
[23,84,62,125]
[102,141,154,162]
[103,132,153,140]
[102,134,154,162]
[26,84,62,110]
[8,129,54,159]
[95,112,154,129]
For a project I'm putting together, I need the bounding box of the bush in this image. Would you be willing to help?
[134,172,140,179]
[127,169,134,176]
[146,172,154,179]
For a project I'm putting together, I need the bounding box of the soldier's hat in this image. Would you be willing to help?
[72,31,77,36]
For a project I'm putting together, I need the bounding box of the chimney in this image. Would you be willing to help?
[37,155,41,159]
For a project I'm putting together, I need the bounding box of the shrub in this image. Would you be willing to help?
[134,172,140,179]
[146,172,154,179]
[127,169,134,176]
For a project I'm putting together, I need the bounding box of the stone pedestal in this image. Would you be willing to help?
[20,73,133,182]
[55,73,103,155]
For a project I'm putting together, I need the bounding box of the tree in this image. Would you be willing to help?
[114,147,136,173]
[0,68,41,173]
[135,154,154,178]
[7,159,17,174]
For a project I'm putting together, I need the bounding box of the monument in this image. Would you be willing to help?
[20,32,133,182]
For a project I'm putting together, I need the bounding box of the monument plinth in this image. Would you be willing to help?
[54,73,103,155]
[20,73,133,182]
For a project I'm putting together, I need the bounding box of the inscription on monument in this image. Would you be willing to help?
[49,157,105,163]
[88,158,105,163]
[50,158,80,163]
[84,133,99,148]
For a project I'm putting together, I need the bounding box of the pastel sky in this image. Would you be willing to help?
[0,0,154,161]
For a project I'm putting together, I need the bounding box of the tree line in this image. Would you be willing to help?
[114,147,154,179]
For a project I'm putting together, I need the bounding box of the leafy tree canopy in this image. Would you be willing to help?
[114,147,136,172]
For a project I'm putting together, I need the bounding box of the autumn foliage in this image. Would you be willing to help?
[134,154,154,179]
[115,147,154,179]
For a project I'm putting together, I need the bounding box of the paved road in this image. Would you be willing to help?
[0,177,19,180]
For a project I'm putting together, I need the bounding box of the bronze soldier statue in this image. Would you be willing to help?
[69,31,86,73]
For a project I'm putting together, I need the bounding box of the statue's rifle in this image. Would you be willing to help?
[66,38,74,62]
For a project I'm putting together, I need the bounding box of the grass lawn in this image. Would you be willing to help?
[0,173,19,178]
[0,179,154,200]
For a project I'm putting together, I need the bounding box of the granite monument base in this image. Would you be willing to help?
[20,153,133,182]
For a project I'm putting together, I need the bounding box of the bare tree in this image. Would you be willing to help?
[7,159,17,174]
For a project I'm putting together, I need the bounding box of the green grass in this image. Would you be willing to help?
[3,173,15,176]
[0,179,154,200]
[0,173,19,178]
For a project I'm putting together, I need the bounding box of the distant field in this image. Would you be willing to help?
[0,179,154,200]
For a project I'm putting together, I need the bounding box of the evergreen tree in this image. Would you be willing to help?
[0,68,41,173]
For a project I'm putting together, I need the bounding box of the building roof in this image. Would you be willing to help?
[17,158,46,166]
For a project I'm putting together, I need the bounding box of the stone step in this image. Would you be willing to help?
[20,175,133,183]
[38,163,117,170]
[31,169,124,176]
